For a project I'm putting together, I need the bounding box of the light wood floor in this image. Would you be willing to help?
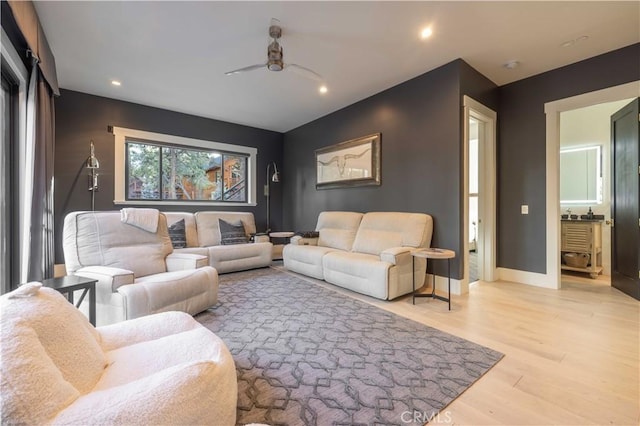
[273,265,640,425]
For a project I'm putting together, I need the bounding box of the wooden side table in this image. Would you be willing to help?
[269,231,295,260]
[411,248,456,310]
[41,275,98,326]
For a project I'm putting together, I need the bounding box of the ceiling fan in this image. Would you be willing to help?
[225,19,324,83]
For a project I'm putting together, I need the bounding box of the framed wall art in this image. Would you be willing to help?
[315,133,381,189]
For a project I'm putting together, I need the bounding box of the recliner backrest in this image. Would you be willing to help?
[316,211,364,251]
[63,211,172,277]
[351,212,433,255]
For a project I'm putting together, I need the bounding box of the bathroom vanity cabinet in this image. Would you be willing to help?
[561,220,603,278]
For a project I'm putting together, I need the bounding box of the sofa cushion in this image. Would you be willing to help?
[168,219,187,249]
[195,212,257,247]
[316,211,363,251]
[218,219,248,245]
[283,244,339,280]
[63,211,172,277]
[352,212,433,255]
[0,286,107,395]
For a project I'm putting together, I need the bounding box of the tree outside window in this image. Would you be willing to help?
[126,140,247,202]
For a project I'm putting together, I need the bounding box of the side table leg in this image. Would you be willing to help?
[447,258,451,311]
[89,283,96,326]
[412,256,416,305]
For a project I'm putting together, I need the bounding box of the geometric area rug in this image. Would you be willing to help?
[196,268,503,425]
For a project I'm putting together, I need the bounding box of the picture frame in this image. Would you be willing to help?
[315,133,381,189]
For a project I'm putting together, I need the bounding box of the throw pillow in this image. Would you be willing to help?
[168,219,187,249]
[218,219,248,245]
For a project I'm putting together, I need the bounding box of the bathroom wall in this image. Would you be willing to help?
[559,98,634,275]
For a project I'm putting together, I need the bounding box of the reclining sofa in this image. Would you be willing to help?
[283,211,433,300]
[63,211,218,326]
[163,211,272,274]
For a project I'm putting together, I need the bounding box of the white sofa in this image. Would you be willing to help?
[283,211,433,300]
[164,211,272,274]
[63,211,218,326]
[0,283,237,425]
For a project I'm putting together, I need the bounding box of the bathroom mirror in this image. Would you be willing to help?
[560,145,602,204]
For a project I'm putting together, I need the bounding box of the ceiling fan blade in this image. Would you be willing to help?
[225,63,266,76]
[286,63,323,82]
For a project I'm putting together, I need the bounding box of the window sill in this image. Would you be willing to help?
[114,199,257,207]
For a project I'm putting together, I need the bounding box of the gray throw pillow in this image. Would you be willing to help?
[168,219,187,249]
[218,219,248,245]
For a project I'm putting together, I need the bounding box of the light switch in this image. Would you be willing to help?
[521,205,529,214]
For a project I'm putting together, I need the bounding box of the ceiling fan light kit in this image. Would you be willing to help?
[225,19,325,89]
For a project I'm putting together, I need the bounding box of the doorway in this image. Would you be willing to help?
[545,81,639,290]
[463,96,497,290]
[468,117,481,283]
[559,99,633,281]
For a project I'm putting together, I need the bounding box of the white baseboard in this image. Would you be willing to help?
[496,267,558,289]
[425,273,465,296]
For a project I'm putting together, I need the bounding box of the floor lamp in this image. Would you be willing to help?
[265,162,280,233]
[87,140,100,211]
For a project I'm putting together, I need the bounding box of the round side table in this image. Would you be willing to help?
[411,248,455,310]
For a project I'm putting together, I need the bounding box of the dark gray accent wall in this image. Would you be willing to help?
[497,43,640,273]
[54,90,283,263]
[283,60,498,279]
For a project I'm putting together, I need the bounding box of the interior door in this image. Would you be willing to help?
[611,98,639,300]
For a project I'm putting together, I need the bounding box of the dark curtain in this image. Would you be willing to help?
[27,68,56,281]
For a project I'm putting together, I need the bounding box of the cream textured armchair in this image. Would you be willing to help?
[0,283,237,425]
[63,211,218,326]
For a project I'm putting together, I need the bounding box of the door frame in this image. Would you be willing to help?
[463,96,497,291]
[544,81,640,289]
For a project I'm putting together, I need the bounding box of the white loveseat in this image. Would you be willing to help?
[63,211,218,326]
[283,211,433,300]
[0,283,237,425]
[164,211,272,274]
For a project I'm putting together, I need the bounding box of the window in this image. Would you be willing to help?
[113,127,257,206]
[126,141,248,202]
[1,28,29,292]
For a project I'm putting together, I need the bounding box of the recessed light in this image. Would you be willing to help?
[503,60,520,70]
[420,27,433,40]
[319,85,328,94]
[111,80,121,86]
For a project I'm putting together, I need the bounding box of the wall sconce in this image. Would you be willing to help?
[264,162,280,233]
[86,140,100,210]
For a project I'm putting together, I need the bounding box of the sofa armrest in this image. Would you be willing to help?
[166,253,208,271]
[98,311,201,351]
[76,266,135,292]
[53,361,237,426]
[290,236,319,246]
[380,247,414,265]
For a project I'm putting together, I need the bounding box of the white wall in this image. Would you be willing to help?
[559,98,633,276]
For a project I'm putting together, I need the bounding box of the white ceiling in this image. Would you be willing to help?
[35,1,639,133]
